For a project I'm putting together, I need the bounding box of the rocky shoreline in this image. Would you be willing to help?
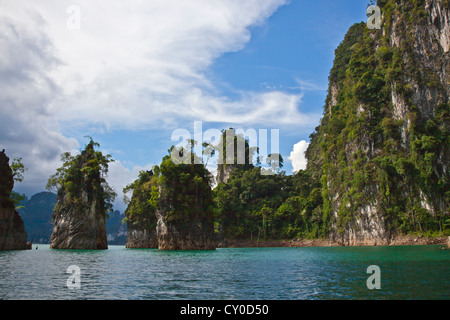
[218,235,449,248]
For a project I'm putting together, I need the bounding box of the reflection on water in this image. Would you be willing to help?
[0,245,448,299]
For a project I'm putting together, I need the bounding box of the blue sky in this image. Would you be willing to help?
[92,0,368,174]
[0,0,370,211]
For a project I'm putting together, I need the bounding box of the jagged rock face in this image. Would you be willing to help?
[156,211,216,251]
[126,223,158,249]
[50,145,108,250]
[0,150,30,250]
[0,151,14,205]
[217,164,237,185]
[384,0,448,214]
[0,207,30,250]
[155,162,217,250]
[330,204,393,246]
[307,0,449,246]
[387,0,449,214]
[50,190,107,249]
[389,0,449,126]
[124,161,216,250]
[124,171,158,248]
[156,185,217,251]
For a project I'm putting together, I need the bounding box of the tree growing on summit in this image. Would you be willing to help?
[10,157,27,183]
[47,138,116,250]
[46,138,116,215]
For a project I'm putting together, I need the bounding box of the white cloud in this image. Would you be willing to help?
[0,13,79,196]
[289,140,309,173]
[290,78,328,92]
[0,0,319,201]
[0,0,317,132]
[106,161,155,212]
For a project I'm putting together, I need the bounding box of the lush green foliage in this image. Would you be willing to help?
[10,158,27,207]
[46,139,116,214]
[10,157,27,183]
[155,147,215,224]
[123,170,158,228]
[305,0,449,237]
[0,152,27,207]
[122,0,449,241]
[216,0,449,240]
[124,146,215,231]
[214,167,324,240]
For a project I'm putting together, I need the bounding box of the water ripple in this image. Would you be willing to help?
[0,245,448,300]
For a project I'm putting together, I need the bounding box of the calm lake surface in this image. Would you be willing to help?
[0,245,448,300]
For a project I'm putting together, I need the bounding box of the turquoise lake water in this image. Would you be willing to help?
[0,244,448,300]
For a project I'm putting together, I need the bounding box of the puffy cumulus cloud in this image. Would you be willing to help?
[0,0,318,201]
[0,13,78,196]
[288,140,309,173]
[181,90,319,127]
[0,0,317,132]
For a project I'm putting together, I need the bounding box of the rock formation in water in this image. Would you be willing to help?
[155,150,217,250]
[0,150,31,250]
[124,150,217,250]
[49,140,115,250]
[306,0,449,246]
[124,171,158,248]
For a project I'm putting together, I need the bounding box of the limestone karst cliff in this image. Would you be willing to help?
[0,150,30,250]
[124,149,217,250]
[124,170,158,248]
[305,0,449,245]
[156,150,217,250]
[48,140,115,250]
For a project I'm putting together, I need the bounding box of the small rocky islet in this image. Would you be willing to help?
[0,150,31,250]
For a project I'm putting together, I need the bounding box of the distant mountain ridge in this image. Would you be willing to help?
[19,192,56,244]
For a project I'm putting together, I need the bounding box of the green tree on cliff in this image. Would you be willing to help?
[10,158,27,183]
[154,146,214,223]
[46,138,116,215]
[122,170,158,228]
[0,151,27,207]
